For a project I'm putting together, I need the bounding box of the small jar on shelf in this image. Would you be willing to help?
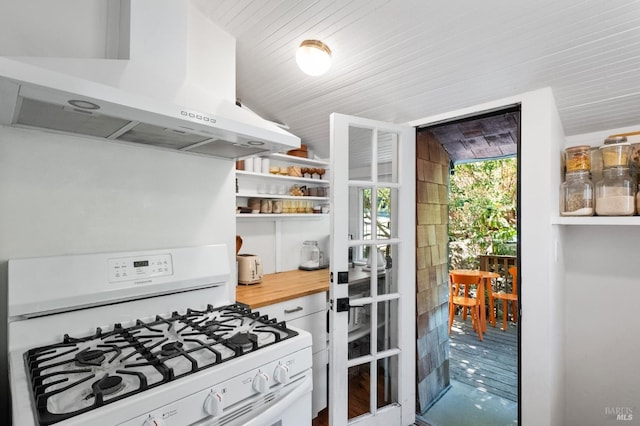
[560,170,594,216]
[565,145,591,172]
[595,166,636,216]
[600,142,630,168]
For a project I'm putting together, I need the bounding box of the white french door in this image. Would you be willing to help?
[328,113,415,426]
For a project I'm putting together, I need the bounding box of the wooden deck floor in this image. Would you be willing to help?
[313,318,518,426]
[449,317,519,402]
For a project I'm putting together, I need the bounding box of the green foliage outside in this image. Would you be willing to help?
[362,187,391,257]
[449,158,517,270]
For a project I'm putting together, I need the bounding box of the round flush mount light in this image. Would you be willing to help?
[296,40,332,76]
[68,99,101,110]
[247,140,265,146]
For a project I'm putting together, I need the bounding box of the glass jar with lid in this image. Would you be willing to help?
[565,145,591,172]
[600,142,630,169]
[595,167,636,216]
[299,240,320,270]
[560,170,594,216]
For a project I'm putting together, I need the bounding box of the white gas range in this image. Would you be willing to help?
[7,245,312,426]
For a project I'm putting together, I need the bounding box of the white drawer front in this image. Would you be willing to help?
[256,292,326,321]
[256,292,327,354]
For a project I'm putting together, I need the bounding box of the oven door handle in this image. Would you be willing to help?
[241,374,313,426]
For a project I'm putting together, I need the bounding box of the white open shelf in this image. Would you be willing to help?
[236,170,329,184]
[236,213,328,220]
[268,153,329,167]
[552,216,640,225]
[236,192,328,201]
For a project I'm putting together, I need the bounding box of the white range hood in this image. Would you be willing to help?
[0,57,300,159]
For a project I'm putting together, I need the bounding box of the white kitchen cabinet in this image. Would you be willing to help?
[255,291,328,418]
[236,153,329,219]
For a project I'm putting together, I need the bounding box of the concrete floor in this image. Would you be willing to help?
[417,380,518,426]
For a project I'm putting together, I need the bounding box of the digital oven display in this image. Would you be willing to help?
[134,260,149,268]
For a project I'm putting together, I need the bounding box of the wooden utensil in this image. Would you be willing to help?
[236,235,243,254]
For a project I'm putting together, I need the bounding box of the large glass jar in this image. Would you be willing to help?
[299,240,320,270]
[595,167,636,216]
[560,170,594,216]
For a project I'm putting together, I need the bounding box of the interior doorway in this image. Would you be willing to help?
[414,106,521,425]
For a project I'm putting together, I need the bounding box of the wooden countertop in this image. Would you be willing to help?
[236,268,330,309]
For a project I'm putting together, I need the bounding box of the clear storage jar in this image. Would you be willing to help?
[565,145,591,172]
[299,240,320,270]
[600,142,630,168]
[560,170,594,216]
[595,167,636,216]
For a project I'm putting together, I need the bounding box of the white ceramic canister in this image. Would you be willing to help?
[253,157,262,173]
[244,157,254,172]
[261,158,270,174]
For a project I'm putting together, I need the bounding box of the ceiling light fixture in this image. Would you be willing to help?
[296,40,332,76]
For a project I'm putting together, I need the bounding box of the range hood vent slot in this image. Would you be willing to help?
[117,123,212,149]
[17,98,132,139]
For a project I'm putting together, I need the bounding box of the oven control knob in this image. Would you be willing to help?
[252,371,270,393]
[142,416,165,426]
[204,391,224,416]
[273,363,290,384]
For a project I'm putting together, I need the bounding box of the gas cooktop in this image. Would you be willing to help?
[24,303,297,425]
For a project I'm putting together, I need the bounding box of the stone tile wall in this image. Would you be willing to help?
[415,131,451,413]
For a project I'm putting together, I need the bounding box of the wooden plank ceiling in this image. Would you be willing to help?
[195,0,640,161]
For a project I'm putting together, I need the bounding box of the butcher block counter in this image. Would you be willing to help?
[235,268,330,309]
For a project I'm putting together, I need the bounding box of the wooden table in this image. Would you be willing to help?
[449,269,500,332]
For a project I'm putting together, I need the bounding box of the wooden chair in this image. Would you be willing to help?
[490,266,518,331]
[448,272,483,341]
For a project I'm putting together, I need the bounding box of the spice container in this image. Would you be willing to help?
[600,142,630,168]
[595,167,636,216]
[560,170,594,216]
[260,199,272,214]
[565,145,591,172]
[248,198,261,213]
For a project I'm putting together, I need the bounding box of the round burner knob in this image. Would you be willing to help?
[252,371,270,393]
[273,363,290,385]
[142,415,165,426]
[204,391,224,416]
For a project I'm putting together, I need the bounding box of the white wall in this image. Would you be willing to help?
[409,87,566,425]
[561,126,640,426]
[0,127,236,259]
[0,0,111,58]
[237,217,330,274]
